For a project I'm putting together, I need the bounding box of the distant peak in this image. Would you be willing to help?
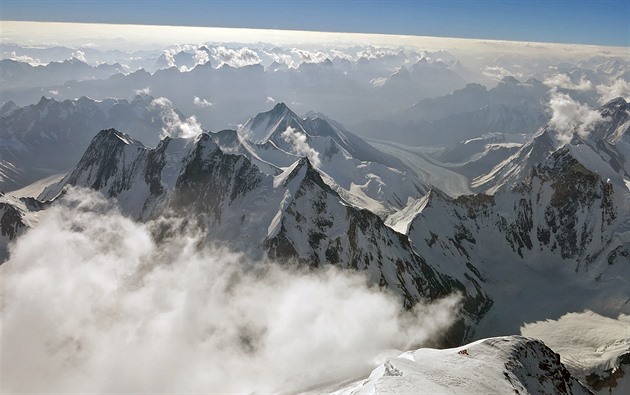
[500,75,521,84]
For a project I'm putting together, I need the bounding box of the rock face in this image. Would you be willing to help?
[329,336,592,395]
[39,128,487,342]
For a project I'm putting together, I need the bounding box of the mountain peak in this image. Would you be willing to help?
[601,97,627,113]
[94,128,143,146]
[500,75,521,84]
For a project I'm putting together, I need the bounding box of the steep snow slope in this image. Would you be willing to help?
[327,336,591,395]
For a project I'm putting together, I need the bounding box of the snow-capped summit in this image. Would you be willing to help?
[239,103,429,215]
[238,102,301,144]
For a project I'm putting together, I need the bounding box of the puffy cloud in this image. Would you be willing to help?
[152,97,203,138]
[193,96,213,108]
[71,49,87,62]
[596,79,630,104]
[356,46,399,60]
[262,50,298,68]
[266,96,275,103]
[281,126,321,167]
[210,46,261,68]
[548,90,602,144]
[290,48,329,64]
[8,51,44,65]
[1,188,461,393]
[134,86,151,96]
[543,73,593,91]
[193,47,210,65]
[482,65,523,81]
[162,49,176,68]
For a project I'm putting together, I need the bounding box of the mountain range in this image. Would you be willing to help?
[1,96,628,394]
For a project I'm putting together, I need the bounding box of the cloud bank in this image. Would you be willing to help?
[1,188,461,393]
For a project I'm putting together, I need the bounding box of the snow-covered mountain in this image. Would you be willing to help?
[38,128,488,340]
[0,95,178,191]
[238,103,428,215]
[474,97,630,193]
[328,336,592,395]
[385,98,630,392]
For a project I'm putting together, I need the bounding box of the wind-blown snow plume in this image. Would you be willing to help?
[152,97,202,138]
[210,46,261,67]
[596,79,630,104]
[1,188,461,393]
[281,126,321,167]
[548,90,602,144]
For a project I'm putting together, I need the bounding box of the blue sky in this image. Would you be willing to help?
[1,0,628,46]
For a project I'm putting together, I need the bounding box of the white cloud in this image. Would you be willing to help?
[193,47,210,65]
[8,51,44,65]
[266,96,275,103]
[152,97,203,138]
[134,86,151,96]
[482,65,523,81]
[71,49,86,62]
[596,79,630,104]
[48,90,59,96]
[290,48,329,64]
[1,188,461,393]
[210,46,261,68]
[193,96,213,108]
[281,126,321,167]
[263,50,298,68]
[543,73,593,91]
[548,90,602,144]
[162,49,176,68]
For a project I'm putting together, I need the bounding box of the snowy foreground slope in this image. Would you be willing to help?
[324,336,591,395]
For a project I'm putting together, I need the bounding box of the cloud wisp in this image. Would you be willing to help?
[281,126,321,167]
[1,188,461,393]
[152,96,203,138]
